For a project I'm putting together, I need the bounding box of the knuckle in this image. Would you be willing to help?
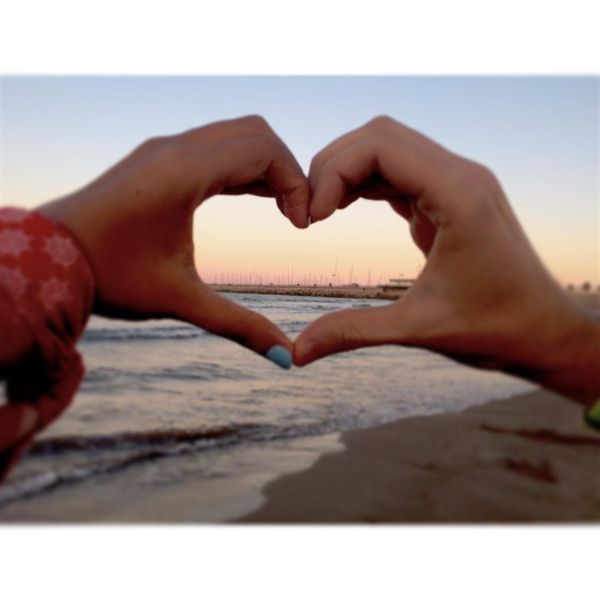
[464,160,498,187]
[145,139,184,177]
[247,137,274,166]
[447,160,503,218]
[238,311,267,340]
[454,160,500,197]
[238,114,270,131]
[177,125,208,143]
[214,310,268,348]
[338,320,364,352]
[155,138,181,163]
[367,114,396,130]
[136,135,169,154]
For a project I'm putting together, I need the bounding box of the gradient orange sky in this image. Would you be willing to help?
[1,76,598,286]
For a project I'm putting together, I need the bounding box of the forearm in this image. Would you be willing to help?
[0,207,95,482]
[0,292,36,375]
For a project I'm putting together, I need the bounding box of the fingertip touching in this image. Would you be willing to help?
[292,337,319,367]
[280,180,312,229]
[306,183,340,225]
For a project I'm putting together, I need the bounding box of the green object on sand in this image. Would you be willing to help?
[584,400,600,431]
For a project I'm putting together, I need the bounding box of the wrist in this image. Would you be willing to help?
[534,308,600,406]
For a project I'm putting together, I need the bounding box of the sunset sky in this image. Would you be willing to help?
[1,76,598,286]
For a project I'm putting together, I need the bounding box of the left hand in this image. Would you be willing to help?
[38,115,310,361]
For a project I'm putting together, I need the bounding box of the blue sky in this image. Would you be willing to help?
[1,76,598,285]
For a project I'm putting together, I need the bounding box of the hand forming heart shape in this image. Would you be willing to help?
[39,116,308,366]
[2,113,597,488]
[38,115,599,405]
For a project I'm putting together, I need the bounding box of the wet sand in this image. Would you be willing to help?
[238,390,600,523]
[2,389,598,523]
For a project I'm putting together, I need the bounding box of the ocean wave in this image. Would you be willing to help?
[83,325,207,342]
[0,373,532,508]
[0,420,346,507]
[29,424,263,454]
[27,421,335,456]
[0,425,257,506]
[83,319,310,343]
[82,362,260,392]
[280,319,309,332]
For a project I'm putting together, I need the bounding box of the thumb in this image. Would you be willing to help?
[175,283,294,369]
[294,302,407,366]
[293,289,449,366]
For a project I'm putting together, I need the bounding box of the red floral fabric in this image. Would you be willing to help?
[0,207,94,482]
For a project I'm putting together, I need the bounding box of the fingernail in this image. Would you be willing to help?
[307,216,312,227]
[265,345,293,369]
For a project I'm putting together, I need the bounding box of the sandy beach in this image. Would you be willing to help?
[239,389,600,523]
[2,387,599,523]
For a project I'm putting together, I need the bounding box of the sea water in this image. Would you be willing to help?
[0,293,533,514]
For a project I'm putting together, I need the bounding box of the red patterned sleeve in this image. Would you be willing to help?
[0,207,95,482]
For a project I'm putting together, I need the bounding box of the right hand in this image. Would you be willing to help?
[294,116,600,405]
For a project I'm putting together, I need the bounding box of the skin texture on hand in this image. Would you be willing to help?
[38,116,310,361]
[294,116,600,406]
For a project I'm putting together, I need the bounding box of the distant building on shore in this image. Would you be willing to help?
[378,278,415,295]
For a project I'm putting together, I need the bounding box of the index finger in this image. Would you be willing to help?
[180,116,311,229]
[308,116,477,225]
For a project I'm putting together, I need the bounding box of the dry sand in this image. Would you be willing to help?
[238,390,600,523]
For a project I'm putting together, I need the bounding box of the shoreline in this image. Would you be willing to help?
[210,284,403,301]
[211,284,600,309]
[2,389,599,523]
[237,389,600,523]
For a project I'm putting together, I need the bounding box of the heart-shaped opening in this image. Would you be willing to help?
[194,194,425,294]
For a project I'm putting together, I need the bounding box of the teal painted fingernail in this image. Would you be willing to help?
[266,345,292,370]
